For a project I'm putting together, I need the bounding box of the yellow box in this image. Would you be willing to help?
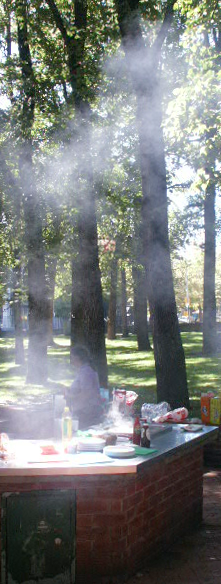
[210,397,221,425]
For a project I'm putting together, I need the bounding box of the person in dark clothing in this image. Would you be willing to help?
[65,345,103,430]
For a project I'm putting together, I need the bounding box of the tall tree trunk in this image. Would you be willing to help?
[13,263,25,365]
[133,265,151,351]
[46,256,58,346]
[121,267,128,337]
[71,165,107,385]
[114,0,189,408]
[107,255,118,340]
[16,0,48,383]
[47,0,108,386]
[203,180,217,354]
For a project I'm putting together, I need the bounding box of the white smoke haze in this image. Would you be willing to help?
[0,9,203,431]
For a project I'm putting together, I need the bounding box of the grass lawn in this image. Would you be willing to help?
[0,332,220,417]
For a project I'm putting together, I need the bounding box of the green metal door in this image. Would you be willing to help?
[1,489,76,584]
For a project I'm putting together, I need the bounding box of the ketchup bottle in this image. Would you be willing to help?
[133,416,141,445]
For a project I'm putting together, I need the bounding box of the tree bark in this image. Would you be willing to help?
[71,161,107,385]
[121,267,128,337]
[133,264,151,351]
[13,263,25,365]
[107,255,118,340]
[203,179,217,354]
[114,0,189,408]
[16,0,48,383]
[46,256,58,346]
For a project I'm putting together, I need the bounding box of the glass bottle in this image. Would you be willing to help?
[133,416,141,445]
[62,406,72,442]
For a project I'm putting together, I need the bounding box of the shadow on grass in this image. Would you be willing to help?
[0,364,27,378]
[0,333,220,410]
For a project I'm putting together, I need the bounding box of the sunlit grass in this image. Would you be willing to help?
[0,333,220,417]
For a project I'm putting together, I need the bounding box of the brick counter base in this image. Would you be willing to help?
[204,425,221,467]
[0,446,203,583]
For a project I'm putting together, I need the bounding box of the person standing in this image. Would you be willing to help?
[65,345,103,429]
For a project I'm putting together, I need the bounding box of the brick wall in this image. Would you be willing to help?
[0,445,203,583]
[76,445,203,582]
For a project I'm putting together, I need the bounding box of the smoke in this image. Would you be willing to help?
[1,7,207,413]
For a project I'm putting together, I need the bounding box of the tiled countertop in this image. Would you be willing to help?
[0,425,218,478]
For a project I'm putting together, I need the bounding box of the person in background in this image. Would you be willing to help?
[65,344,103,430]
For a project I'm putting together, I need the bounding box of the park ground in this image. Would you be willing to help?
[0,332,221,417]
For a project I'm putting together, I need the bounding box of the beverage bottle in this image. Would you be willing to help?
[132,416,141,445]
[140,421,150,448]
[62,407,72,443]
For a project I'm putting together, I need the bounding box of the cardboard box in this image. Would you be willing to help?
[210,397,221,425]
[201,395,211,424]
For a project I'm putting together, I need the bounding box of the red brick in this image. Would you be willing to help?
[111,524,129,539]
[126,483,136,496]
[124,491,143,512]
[110,498,123,513]
[135,474,151,492]
[143,483,156,498]
[92,512,126,528]
[76,514,93,528]
[77,497,110,514]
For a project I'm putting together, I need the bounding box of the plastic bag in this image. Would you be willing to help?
[153,407,189,423]
[141,402,170,422]
[125,391,138,416]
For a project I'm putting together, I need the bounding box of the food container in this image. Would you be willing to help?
[210,398,221,425]
[201,394,211,424]
[112,389,126,414]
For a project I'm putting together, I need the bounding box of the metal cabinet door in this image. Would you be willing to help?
[1,489,76,584]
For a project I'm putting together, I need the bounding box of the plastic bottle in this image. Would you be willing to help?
[132,416,141,445]
[62,407,72,442]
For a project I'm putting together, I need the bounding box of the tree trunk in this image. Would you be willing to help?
[121,267,128,337]
[114,0,189,408]
[13,264,25,365]
[46,0,108,386]
[70,109,107,386]
[46,256,58,346]
[203,180,217,354]
[132,265,151,351]
[16,0,48,383]
[107,256,118,340]
[71,190,107,385]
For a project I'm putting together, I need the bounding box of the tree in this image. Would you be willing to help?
[113,0,189,408]
[166,0,221,354]
[15,0,49,382]
[44,0,108,384]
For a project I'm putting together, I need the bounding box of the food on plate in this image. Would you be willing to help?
[40,444,60,456]
[180,424,203,432]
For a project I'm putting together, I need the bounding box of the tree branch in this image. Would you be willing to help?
[114,0,146,52]
[45,0,69,45]
[152,0,176,56]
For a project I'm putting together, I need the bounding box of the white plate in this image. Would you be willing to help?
[103,445,136,458]
[78,437,106,446]
[180,424,203,432]
[78,437,106,452]
[78,446,105,452]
